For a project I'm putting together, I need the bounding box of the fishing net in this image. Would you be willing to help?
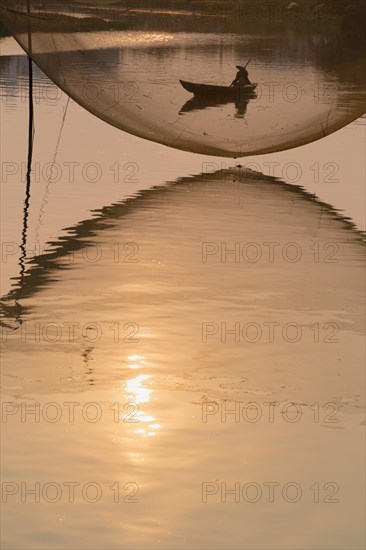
[1,0,365,157]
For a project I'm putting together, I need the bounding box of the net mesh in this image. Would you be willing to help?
[1,0,365,157]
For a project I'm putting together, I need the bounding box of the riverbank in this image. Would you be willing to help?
[1,0,365,38]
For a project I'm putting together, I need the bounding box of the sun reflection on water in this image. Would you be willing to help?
[126,374,152,404]
[124,356,161,437]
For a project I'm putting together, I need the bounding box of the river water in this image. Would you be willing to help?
[0,18,365,550]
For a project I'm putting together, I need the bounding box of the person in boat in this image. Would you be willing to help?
[231,65,251,87]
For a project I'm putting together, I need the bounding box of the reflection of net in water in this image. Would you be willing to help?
[1,0,365,156]
[1,168,365,406]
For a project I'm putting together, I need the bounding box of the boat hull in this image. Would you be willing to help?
[180,80,257,97]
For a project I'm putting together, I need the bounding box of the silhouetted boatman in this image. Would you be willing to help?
[231,64,251,87]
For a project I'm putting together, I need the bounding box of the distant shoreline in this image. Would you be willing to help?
[0,0,365,40]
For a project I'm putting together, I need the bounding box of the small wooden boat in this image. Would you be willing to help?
[180,80,257,97]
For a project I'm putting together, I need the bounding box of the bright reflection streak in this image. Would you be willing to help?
[116,32,174,45]
[123,356,162,437]
[126,355,146,369]
[128,355,145,362]
[126,374,152,404]
[138,415,155,422]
